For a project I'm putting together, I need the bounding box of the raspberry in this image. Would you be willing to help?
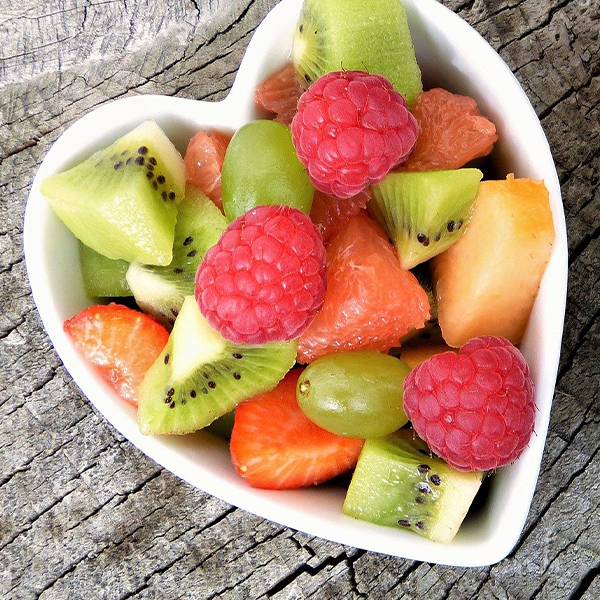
[195,205,327,344]
[403,336,536,472]
[291,70,418,198]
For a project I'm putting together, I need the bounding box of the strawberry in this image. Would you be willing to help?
[64,303,169,406]
[230,369,364,489]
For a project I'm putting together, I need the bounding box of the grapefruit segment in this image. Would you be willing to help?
[184,130,230,212]
[432,175,555,347]
[310,189,370,244]
[297,212,430,363]
[255,63,303,126]
[401,88,498,172]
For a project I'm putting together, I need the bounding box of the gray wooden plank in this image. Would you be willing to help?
[1,0,598,598]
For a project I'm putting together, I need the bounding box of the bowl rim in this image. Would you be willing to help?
[23,0,567,567]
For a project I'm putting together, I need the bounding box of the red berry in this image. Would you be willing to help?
[403,336,536,472]
[195,205,327,344]
[230,369,364,489]
[291,71,418,198]
[64,304,169,405]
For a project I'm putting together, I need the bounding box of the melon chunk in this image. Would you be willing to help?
[432,175,555,347]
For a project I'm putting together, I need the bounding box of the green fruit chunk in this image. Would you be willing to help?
[207,410,236,440]
[41,120,186,265]
[137,296,297,435]
[369,169,483,270]
[221,120,314,221]
[292,0,422,107]
[296,351,410,438]
[79,242,131,298]
[126,186,226,329]
[343,430,484,544]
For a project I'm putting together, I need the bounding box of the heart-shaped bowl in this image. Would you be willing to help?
[24,0,567,566]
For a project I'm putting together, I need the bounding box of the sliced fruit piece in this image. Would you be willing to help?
[343,429,484,544]
[394,341,456,370]
[137,296,297,435]
[230,369,364,489]
[432,175,555,347]
[126,185,226,329]
[221,120,314,221]
[292,0,422,107]
[369,169,483,269]
[401,88,498,171]
[297,351,411,438]
[207,410,236,440]
[310,189,370,244]
[254,63,303,126]
[41,121,186,265]
[64,304,169,406]
[80,242,131,298]
[184,129,230,212]
[396,264,440,346]
[297,213,430,363]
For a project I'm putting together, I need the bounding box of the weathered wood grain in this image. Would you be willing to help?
[1,0,598,598]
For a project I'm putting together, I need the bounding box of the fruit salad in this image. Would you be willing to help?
[39,0,556,545]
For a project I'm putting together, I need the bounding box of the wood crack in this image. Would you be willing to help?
[263,548,366,598]
[528,519,600,600]
[508,444,600,560]
[539,68,600,122]
[557,306,600,382]
[566,564,600,600]
[498,0,574,51]
[33,488,170,599]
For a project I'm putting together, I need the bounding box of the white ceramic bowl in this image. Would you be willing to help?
[24,0,567,566]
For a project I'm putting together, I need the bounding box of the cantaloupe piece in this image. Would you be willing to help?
[432,174,555,347]
[398,342,457,369]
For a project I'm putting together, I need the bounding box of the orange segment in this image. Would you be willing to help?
[254,63,303,126]
[432,175,555,347]
[402,88,498,171]
[184,130,231,212]
[297,212,430,363]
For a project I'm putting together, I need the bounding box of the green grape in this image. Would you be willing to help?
[296,351,411,439]
[221,120,314,221]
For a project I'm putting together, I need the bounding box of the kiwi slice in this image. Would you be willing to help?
[343,429,483,544]
[137,296,297,435]
[292,0,422,107]
[126,186,226,329]
[41,120,186,266]
[369,169,483,270]
[79,242,131,298]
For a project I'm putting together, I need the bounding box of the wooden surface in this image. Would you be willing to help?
[1,0,599,598]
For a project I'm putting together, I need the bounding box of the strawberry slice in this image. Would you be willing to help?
[64,304,169,406]
[230,369,364,489]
